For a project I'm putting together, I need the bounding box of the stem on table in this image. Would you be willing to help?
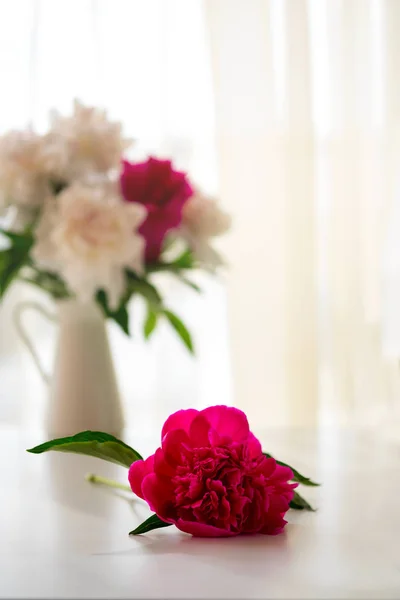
[85,473,132,493]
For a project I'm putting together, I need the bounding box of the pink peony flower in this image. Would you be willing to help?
[129,405,296,537]
[120,157,193,262]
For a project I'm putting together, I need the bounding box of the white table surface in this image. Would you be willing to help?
[1,424,400,599]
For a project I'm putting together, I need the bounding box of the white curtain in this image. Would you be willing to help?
[205,0,400,434]
[1,0,400,437]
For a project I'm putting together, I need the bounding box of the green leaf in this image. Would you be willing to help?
[144,306,158,339]
[0,232,34,300]
[0,251,13,297]
[96,290,130,335]
[175,273,202,293]
[289,491,316,512]
[129,513,172,535]
[162,309,194,354]
[263,453,320,487]
[145,263,169,274]
[0,229,32,249]
[146,248,196,274]
[125,271,162,307]
[171,248,195,269]
[27,430,143,468]
[21,268,70,299]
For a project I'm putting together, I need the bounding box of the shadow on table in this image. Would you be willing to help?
[93,525,296,579]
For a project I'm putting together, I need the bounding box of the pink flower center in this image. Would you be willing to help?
[171,444,265,532]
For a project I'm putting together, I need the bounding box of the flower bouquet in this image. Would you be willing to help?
[0,100,230,342]
[28,405,318,538]
[0,101,231,434]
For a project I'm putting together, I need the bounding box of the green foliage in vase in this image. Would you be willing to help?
[0,102,232,354]
[0,226,198,352]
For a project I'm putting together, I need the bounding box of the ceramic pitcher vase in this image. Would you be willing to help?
[14,299,124,436]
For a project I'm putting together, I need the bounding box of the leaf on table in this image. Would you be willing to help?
[27,431,143,468]
[289,490,316,512]
[129,513,172,535]
[263,452,320,486]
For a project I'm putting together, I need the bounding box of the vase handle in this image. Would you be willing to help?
[13,301,57,386]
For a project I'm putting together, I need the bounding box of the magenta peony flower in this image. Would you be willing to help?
[120,157,193,262]
[129,405,297,537]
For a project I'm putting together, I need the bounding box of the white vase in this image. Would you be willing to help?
[14,298,124,437]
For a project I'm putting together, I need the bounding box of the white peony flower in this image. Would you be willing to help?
[47,100,132,181]
[32,183,146,307]
[180,191,231,269]
[0,130,51,210]
[36,132,70,179]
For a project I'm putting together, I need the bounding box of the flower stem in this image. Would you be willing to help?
[85,473,132,492]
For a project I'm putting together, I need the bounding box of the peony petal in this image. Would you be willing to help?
[161,409,199,441]
[268,494,290,514]
[189,413,211,447]
[153,447,175,477]
[272,464,294,482]
[261,456,278,477]
[175,519,238,538]
[200,405,249,442]
[141,473,175,519]
[281,486,297,503]
[128,455,155,500]
[162,429,191,466]
[261,517,288,536]
[247,432,262,458]
[208,428,222,446]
